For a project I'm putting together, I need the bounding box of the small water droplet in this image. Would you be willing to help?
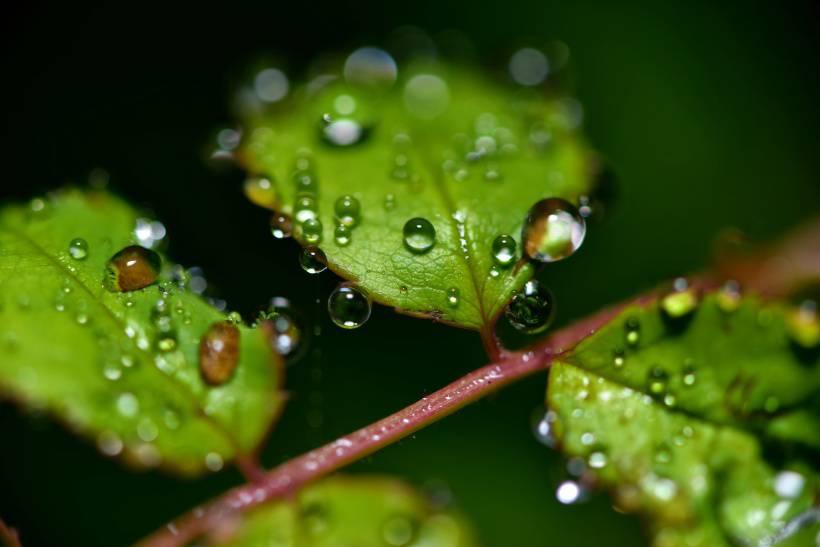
[382,515,416,547]
[625,317,640,347]
[271,213,293,239]
[489,265,501,278]
[786,299,819,349]
[243,177,278,209]
[505,279,555,334]
[532,409,559,448]
[716,280,742,313]
[682,360,697,386]
[613,349,625,368]
[556,480,587,504]
[588,451,608,469]
[403,217,436,254]
[116,392,139,417]
[294,195,318,223]
[321,115,370,147]
[522,198,586,263]
[491,234,517,267]
[509,47,549,86]
[446,287,460,308]
[383,193,396,211]
[205,452,224,472]
[104,246,161,292]
[334,195,361,227]
[97,430,123,456]
[660,277,700,321]
[199,322,240,385]
[103,361,122,381]
[300,246,328,274]
[647,367,669,397]
[68,238,89,260]
[300,218,323,244]
[328,283,371,329]
[333,224,351,246]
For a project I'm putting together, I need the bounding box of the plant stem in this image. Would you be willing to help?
[140,301,628,547]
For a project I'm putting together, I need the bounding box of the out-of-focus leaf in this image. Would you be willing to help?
[547,290,819,546]
[207,475,476,547]
[238,53,596,330]
[0,190,284,475]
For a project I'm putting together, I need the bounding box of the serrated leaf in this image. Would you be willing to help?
[207,475,476,547]
[547,291,819,546]
[239,58,595,329]
[0,190,284,475]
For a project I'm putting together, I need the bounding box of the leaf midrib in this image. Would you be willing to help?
[2,221,241,454]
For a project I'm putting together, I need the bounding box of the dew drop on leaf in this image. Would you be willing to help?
[334,194,361,227]
[647,366,670,397]
[716,279,742,313]
[522,198,586,263]
[68,237,89,260]
[116,392,139,417]
[786,300,819,349]
[198,321,240,386]
[446,287,460,308]
[624,317,641,347]
[300,245,328,274]
[294,195,318,223]
[403,217,436,254]
[300,218,323,244]
[328,283,371,329]
[333,224,351,246]
[321,115,370,147]
[271,213,293,239]
[504,279,555,334]
[612,349,625,368]
[381,515,416,547]
[243,177,278,209]
[104,245,161,292]
[660,277,700,322]
[491,234,517,267]
[383,193,396,211]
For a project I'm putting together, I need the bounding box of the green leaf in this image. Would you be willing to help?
[207,475,477,547]
[238,59,596,329]
[547,290,820,546]
[0,190,284,475]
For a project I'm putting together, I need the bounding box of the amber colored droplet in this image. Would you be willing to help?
[199,321,240,386]
[105,245,161,292]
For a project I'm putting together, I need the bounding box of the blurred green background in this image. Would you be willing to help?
[2,1,819,545]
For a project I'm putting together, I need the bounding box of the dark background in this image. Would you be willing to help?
[2,1,819,546]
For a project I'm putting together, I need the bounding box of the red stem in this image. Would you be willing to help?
[140,302,623,547]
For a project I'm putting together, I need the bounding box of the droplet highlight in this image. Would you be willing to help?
[522,198,586,263]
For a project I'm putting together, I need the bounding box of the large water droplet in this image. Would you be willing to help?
[403,217,436,254]
[505,279,555,334]
[199,321,240,385]
[104,246,161,292]
[328,283,371,329]
[521,198,586,263]
[68,238,89,260]
[300,246,328,274]
[491,234,517,267]
[334,195,361,227]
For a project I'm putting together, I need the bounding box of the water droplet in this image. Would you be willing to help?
[104,246,161,292]
[716,280,742,313]
[300,218,323,244]
[383,193,396,211]
[103,361,122,381]
[647,367,669,397]
[333,224,351,246]
[137,418,159,442]
[556,480,587,504]
[403,217,436,254]
[786,300,819,349]
[509,47,549,86]
[97,430,123,456]
[116,392,139,417]
[265,306,302,357]
[522,198,586,263]
[243,177,278,208]
[300,246,328,274]
[491,234,517,267]
[271,213,293,239]
[532,409,559,448]
[334,194,361,227]
[382,515,416,546]
[321,115,370,147]
[404,74,450,119]
[489,266,501,278]
[660,277,700,321]
[625,317,640,347]
[254,67,289,103]
[199,322,240,385]
[774,470,805,499]
[505,279,555,334]
[682,360,697,386]
[292,165,319,194]
[205,452,224,472]
[446,287,460,308]
[294,195,318,223]
[344,47,398,87]
[328,283,371,329]
[613,349,625,368]
[588,451,608,469]
[68,238,89,260]
[134,218,166,248]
